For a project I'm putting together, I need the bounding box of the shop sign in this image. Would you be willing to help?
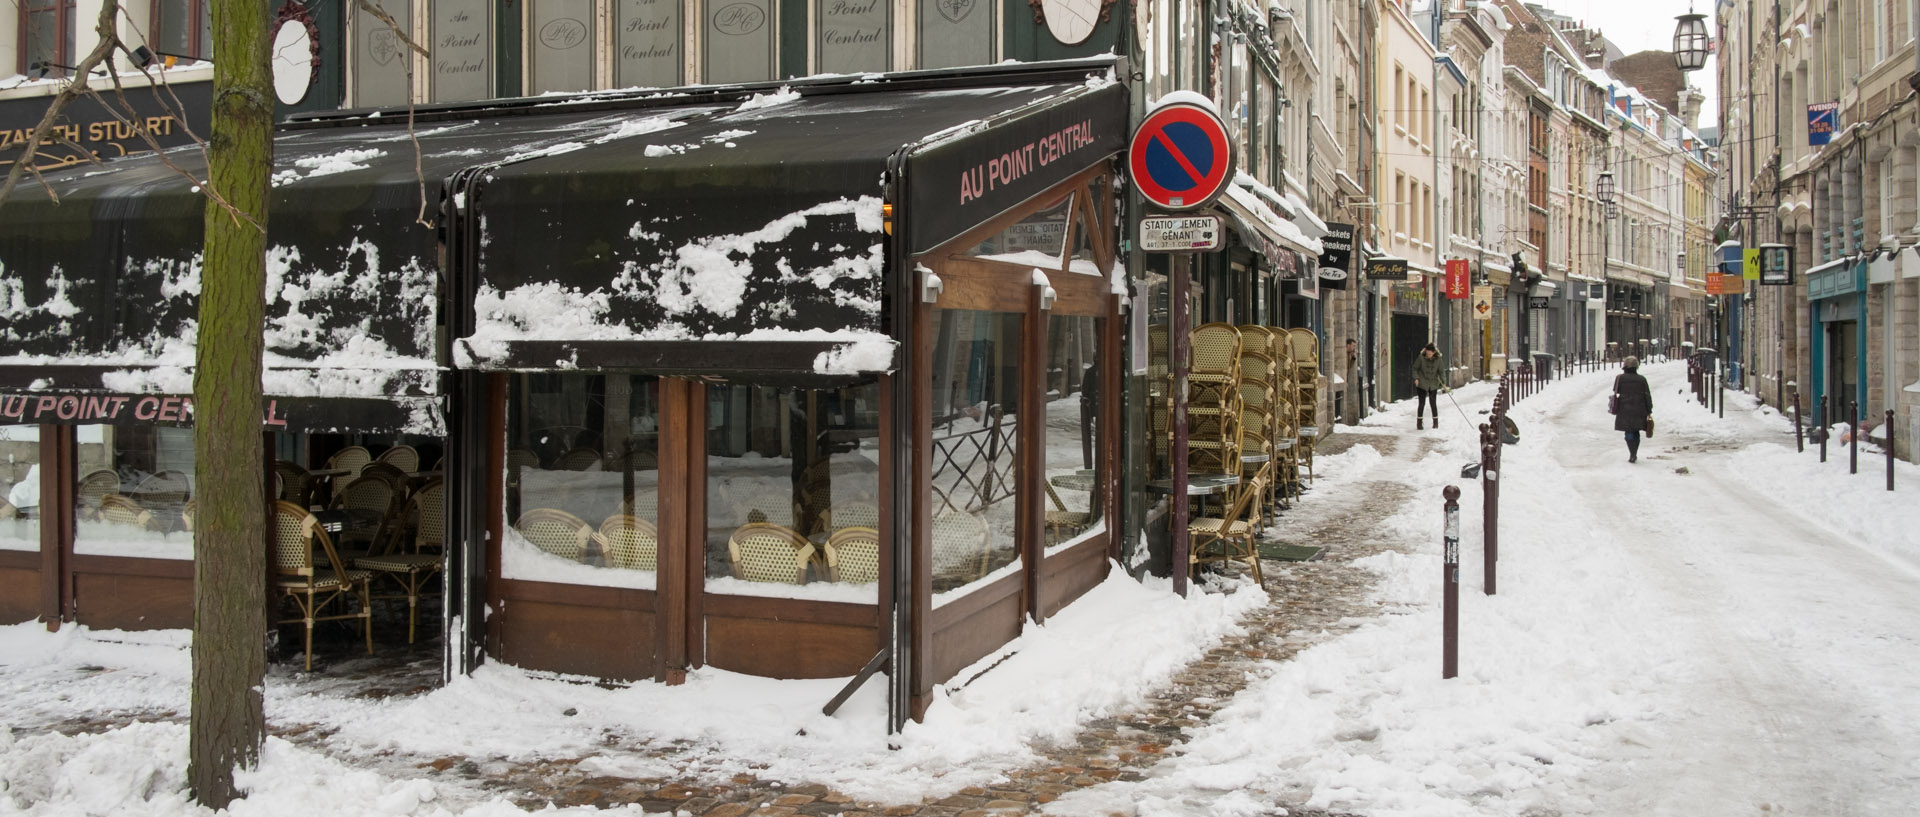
[1138,215,1221,251]
[1743,248,1762,280]
[1319,222,1354,270]
[1808,102,1839,146]
[0,392,288,427]
[1127,99,1234,210]
[1707,271,1727,295]
[1759,243,1794,285]
[0,80,214,172]
[1366,256,1409,281]
[1471,285,1493,320]
[1444,259,1470,299]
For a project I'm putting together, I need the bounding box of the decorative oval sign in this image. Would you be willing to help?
[1128,99,1234,211]
[270,18,317,105]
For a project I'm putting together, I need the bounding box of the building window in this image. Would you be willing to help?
[921,0,998,68]
[151,0,212,61]
[531,0,597,94]
[819,0,889,73]
[704,0,776,83]
[617,0,686,88]
[352,0,413,107]
[21,0,74,76]
[430,0,493,103]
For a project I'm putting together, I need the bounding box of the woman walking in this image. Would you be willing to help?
[1612,356,1653,462]
[1412,342,1444,430]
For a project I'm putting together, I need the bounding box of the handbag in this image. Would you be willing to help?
[1608,393,1618,415]
[1645,417,1655,437]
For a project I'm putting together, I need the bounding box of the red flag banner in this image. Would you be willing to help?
[1444,259,1470,299]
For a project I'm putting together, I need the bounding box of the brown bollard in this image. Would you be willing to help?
[1889,409,1898,492]
[1851,400,1860,475]
[1443,485,1461,680]
[1794,393,1804,453]
[1482,442,1498,597]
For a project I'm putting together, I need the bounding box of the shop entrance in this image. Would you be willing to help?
[1389,314,1430,402]
[1826,320,1859,422]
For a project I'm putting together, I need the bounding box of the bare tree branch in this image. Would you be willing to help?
[351,0,436,228]
[0,2,123,205]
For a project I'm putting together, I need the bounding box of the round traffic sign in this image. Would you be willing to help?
[1128,102,1235,211]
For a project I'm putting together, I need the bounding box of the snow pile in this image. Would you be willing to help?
[734,86,800,112]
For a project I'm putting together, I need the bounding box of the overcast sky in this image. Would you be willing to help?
[1566,0,1722,129]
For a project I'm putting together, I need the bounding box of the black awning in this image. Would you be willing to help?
[455,75,1125,373]
[1,60,1125,389]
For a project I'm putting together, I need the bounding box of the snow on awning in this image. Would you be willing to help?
[1216,184,1323,265]
[453,75,1127,376]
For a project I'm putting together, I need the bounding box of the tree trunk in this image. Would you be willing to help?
[189,0,274,807]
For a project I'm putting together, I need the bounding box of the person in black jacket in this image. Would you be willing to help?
[1612,356,1653,463]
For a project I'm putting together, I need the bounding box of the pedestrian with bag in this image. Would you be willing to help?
[1413,342,1445,430]
[1611,356,1653,462]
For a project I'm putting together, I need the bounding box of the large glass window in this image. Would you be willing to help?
[74,425,195,560]
[617,0,685,87]
[353,0,413,107]
[22,0,73,76]
[530,0,596,94]
[703,0,774,83]
[504,374,662,588]
[928,308,1022,601]
[431,0,493,102]
[917,0,992,69]
[0,426,38,553]
[817,0,889,73]
[1042,315,1102,549]
[703,381,881,600]
[152,0,213,62]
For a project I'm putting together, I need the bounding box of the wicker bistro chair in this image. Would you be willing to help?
[727,523,816,584]
[930,511,992,585]
[817,500,879,534]
[514,508,596,563]
[1188,473,1268,589]
[329,474,402,556]
[373,444,420,474]
[822,526,881,584]
[619,491,659,523]
[97,494,157,531]
[1043,481,1092,542]
[597,514,658,571]
[325,446,373,481]
[76,469,120,519]
[355,479,444,644]
[552,447,602,471]
[1189,323,1243,405]
[270,500,374,670]
[273,460,313,507]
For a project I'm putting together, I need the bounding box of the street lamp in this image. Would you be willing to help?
[1673,10,1710,72]
[1595,170,1617,206]
[1597,170,1617,361]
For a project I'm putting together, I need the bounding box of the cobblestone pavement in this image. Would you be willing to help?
[35,432,1420,817]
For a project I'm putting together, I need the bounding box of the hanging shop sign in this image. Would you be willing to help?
[1743,248,1762,280]
[1808,101,1839,146]
[1139,215,1221,251]
[1444,259,1470,299]
[1318,222,1353,290]
[1471,285,1494,320]
[1128,98,1234,210]
[1365,256,1409,281]
[1759,243,1794,285]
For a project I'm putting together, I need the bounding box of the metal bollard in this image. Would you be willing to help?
[1889,410,1898,492]
[1851,400,1859,475]
[1482,441,1498,597]
[1819,404,1829,463]
[1794,393,1804,453]
[1718,367,1725,419]
[1443,485,1460,680]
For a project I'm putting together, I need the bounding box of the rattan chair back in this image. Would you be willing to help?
[273,460,311,505]
[374,445,420,474]
[514,508,595,562]
[598,514,658,571]
[930,512,991,582]
[553,447,602,471]
[1190,323,1243,380]
[326,446,373,481]
[77,469,119,515]
[822,500,879,532]
[727,522,814,584]
[97,494,155,530]
[823,526,880,584]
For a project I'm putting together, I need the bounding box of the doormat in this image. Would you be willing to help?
[1259,542,1324,561]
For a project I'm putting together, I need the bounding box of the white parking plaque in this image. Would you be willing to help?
[1139,215,1223,252]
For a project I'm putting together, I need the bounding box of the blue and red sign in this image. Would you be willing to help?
[1128,101,1235,211]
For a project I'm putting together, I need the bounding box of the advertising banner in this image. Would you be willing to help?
[1471,285,1493,320]
[1444,259,1470,299]
[1808,102,1839,146]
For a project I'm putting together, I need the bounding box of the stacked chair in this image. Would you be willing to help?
[1183,323,1243,475]
[1287,329,1320,485]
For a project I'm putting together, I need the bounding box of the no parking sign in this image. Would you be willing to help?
[1128,98,1235,211]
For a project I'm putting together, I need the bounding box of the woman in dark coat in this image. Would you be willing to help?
[1411,342,1445,429]
[1612,356,1653,462]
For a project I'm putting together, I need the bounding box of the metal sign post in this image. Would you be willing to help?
[1442,485,1460,679]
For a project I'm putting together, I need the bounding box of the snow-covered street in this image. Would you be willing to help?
[5,360,1919,817]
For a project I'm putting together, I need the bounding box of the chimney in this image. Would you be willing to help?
[1679,86,1705,131]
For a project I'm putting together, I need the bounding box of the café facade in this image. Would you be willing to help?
[0,57,1128,725]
